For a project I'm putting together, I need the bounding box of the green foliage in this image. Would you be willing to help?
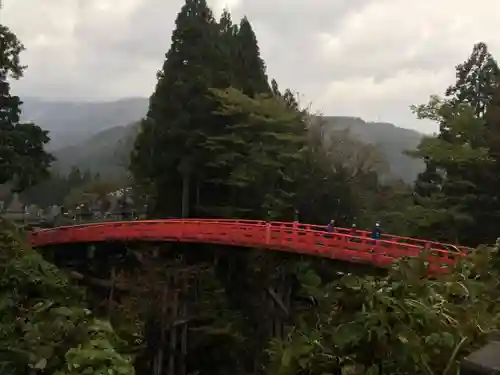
[118,7,500,375]
[203,88,306,219]
[232,17,270,96]
[0,219,134,375]
[37,101,424,186]
[409,42,500,245]
[56,321,134,375]
[294,117,388,226]
[12,3,500,375]
[445,42,500,118]
[63,178,122,210]
[267,247,500,375]
[131,0,229,217]
[14,166,109,210]
[131,0,288,219]
[0,24,53,192]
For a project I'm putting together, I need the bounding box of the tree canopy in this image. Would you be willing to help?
[0,24,53,192]
[409,42,500,246]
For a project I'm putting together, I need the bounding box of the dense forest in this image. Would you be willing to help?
[3,0,500,374]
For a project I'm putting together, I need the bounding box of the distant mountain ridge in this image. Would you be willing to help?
[21,97,425,182]
[321,116,425,182]
[52,124,139,178]
[20,97,148,150]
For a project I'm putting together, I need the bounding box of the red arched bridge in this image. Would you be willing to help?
[29,218,469,271]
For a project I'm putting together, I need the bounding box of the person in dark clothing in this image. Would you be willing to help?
[371,222,382,240]
[349,222,359,242]
[350,223,357,235]
[327,219,335,233]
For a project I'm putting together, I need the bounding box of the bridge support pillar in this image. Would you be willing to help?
[263,268,292,340]
[153,268,190,375]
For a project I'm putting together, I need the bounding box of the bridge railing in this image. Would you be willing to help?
[188,219,471,254]
[260,221,462,269]
[179,220,461,269]
[30,215,471,254]
[30,219,465,272]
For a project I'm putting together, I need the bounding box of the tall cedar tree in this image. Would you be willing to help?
[0,25,53,191]
[446,42,500,120]
[411,43,500,245]
[409,99,489,244]
[218,9,238,86]
[444,43,500,239]
[131,0,229,217]
[454,44,500,243]
[416,43,499,196]
[446,44,500,244]
[232,17,270,96]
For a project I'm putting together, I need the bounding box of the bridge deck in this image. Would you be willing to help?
[29,219,468,271]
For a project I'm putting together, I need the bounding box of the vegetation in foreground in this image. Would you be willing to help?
[3,219,500,375]
[0,219,134,375]
[268,247,500,375]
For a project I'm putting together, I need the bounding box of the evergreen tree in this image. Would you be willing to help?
[67,166,84,187]
[204,87,306,219]
[446,42,500,121]
[443,43,500,242]
[410,43,500,244]
[217,8,238,86]
[20,172,69,208]
[408,97,490,244]
[269,78,299,110]
[0,25,53,191]
[270,78,280,97]
[131,0,229,217]
[413,158,442,197]
[232,17,269,96]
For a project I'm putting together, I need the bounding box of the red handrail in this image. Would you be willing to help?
[30,219,465,272]
[179,219,472,253]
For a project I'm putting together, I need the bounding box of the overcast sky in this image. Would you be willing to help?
[3,0,500,133]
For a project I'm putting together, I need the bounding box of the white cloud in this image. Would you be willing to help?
[2,0,500,133]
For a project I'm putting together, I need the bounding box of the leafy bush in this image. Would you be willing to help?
[266,246,500,375]
[0,219,134,375]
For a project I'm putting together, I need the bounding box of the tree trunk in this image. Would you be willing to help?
[178,158,192,218]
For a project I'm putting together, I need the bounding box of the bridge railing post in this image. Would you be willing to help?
[266,222,271,244]
[292,221,298,246]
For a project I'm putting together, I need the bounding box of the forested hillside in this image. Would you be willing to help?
[322,116,424,182]
[52,123,139,177]
[50,111,424,182]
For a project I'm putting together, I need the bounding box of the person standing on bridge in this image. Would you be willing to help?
[371,222,382,240]
[327,219,335,233]
[350,222,357,235]
[349,222,360,242]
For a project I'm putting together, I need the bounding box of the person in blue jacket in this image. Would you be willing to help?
[371,222,382,240]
